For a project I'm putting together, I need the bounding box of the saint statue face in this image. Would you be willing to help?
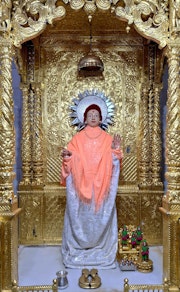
[85,109,101,127]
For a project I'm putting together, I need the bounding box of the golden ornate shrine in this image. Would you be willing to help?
[0,1,179,291]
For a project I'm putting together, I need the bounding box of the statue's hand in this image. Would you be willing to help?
[112,134,122,149]
[61,148,72,158]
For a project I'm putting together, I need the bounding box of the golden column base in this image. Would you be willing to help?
[0,198,21,291]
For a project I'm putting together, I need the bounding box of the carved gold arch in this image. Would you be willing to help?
[0,0,172,48]
[0,0,180,291]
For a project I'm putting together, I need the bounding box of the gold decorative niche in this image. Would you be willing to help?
[18,21,164,246]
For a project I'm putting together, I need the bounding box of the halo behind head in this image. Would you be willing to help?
[70,89,115,131]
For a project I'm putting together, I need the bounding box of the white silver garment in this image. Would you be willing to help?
[61,155,120,269]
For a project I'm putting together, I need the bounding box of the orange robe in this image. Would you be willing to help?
[61,125,123,210]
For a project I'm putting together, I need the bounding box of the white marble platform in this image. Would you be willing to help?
[18,245,163,292]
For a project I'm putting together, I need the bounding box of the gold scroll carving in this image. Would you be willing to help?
[63,0,169,47]
[1,0,168,49]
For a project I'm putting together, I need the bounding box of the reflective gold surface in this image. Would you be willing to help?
[0,0,179,291]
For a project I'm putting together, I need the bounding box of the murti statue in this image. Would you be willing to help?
[61,90,123,269]
[141,240,149,262]
[136,226,143,246]
[121,225,129,246]
[131,231,137,249]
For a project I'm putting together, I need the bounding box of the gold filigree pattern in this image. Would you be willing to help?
[116,193,140,230]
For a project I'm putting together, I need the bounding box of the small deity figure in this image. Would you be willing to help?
[136,226,143,246]
[121,225,129,246]
[141,240,149,262]
[131,231,137,249]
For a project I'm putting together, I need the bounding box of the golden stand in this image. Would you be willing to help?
[137,260,153,273]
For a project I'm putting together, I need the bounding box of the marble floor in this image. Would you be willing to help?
[18,245,163,292]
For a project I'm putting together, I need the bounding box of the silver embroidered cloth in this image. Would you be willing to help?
[61,155,120,269]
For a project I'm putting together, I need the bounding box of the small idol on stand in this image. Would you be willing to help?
[136,226,143,249]
[137,239,153,273]
[141,239,149,261]
[131,231,137,249]
[121,225,129,249]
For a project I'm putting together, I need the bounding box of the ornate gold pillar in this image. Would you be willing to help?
[0,41,15,203]
[31,83,44,186]
[151,84,163,186]
[20,84,32,185]
[138,43,163,244]
[139,85,151,186]
[20,82,44,186]
[18,44,45,244]
[139,45,163,189]
[0,39,20,290]
[160,44,180,288]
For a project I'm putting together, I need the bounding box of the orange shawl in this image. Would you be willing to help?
[61,126,123,210]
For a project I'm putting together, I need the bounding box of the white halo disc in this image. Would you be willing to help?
[76,95,108,123]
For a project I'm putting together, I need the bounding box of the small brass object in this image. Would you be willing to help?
[79,268,101,289]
